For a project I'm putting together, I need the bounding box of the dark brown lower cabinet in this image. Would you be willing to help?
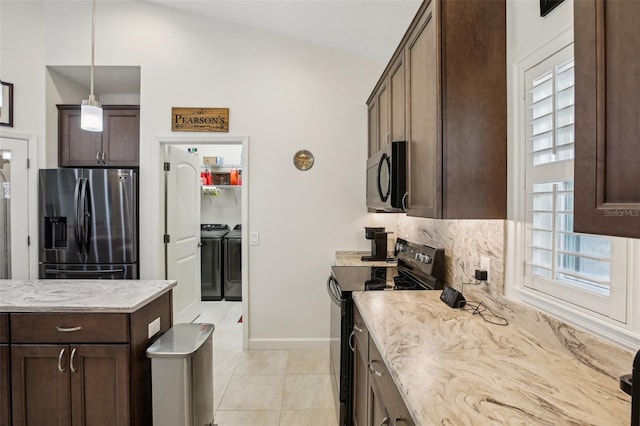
[6,291,172,426]
[11,344,129,426]
[369,337,415,426]
[352,329,368,426]
[352,305,414,426]
[0,345,10,426]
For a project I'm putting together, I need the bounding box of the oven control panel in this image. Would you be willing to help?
[396,238,445,283]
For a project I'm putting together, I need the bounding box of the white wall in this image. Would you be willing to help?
[0,1,401,346]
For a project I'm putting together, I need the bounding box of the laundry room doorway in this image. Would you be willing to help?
[160,135,249,351]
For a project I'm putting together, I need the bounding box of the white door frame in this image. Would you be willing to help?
[158,135,249,349]
[0,131,39,279]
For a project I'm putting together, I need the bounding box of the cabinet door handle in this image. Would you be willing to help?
[380,417,389,426]
[354,323,363,333]
[369,360,383,377]
[348,330,356,353]
[394,418,409,425]
[401,192,408,211]
[70,347,78,373]
[101,152,106,164]
[96,152,101,164]
[57,348,66,373]
[57,326,82,333]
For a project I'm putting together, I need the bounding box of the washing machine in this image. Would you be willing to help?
[223,224,242,301]
[200,224,229,301]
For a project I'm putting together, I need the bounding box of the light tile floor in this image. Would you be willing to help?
[197,301,339,426]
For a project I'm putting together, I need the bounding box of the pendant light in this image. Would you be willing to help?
[81,0,103,132]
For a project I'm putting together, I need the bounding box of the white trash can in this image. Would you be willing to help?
[147,323,215,426]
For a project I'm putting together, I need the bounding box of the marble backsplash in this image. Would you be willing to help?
[397,216,505,293]
[396,216,634,380]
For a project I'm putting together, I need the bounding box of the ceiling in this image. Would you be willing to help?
[148,0,422,61]
[47,1,422,94]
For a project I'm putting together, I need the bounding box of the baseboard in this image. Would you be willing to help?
[249,338,330,350]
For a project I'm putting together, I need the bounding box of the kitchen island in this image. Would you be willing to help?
[353,291,629,425]
[0,279,176,426]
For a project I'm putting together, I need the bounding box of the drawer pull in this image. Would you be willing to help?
[57,348,66,373]
[369,360,383,377]
[70,348,78,373]
[56,326,82,333]
[348,330,356,353]
[354,324,363,333]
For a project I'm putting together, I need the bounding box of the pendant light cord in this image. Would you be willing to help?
[90,0,96,99]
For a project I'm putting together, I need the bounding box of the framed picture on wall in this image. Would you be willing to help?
[0,81,14,127]
[540,0,565,17]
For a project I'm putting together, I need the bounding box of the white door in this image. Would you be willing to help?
[0,137,30,279]
[165,145,202,323]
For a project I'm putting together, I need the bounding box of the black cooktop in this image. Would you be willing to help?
[331,239,445,294]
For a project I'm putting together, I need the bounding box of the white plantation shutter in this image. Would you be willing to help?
[523,44,627,322]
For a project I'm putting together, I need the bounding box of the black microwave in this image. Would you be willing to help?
[366,141,407,212]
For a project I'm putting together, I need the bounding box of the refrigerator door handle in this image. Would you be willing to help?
[80,178,91,258]
[73,178,83,256]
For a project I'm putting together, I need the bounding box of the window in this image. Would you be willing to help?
[523,44,628,323]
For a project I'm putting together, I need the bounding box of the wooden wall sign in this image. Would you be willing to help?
[171,107,229,132]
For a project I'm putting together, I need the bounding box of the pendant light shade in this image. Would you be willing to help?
[81,96,103,132]
[80,0,103,132]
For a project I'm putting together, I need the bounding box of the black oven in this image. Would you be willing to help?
[366,141,407,212]
[327,239,445,425]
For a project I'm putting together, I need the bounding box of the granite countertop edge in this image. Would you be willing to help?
[0,280,177,313]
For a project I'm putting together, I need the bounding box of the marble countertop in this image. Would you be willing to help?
[353,291,630,425]
[0,280,177,313]
[335,251,397,267]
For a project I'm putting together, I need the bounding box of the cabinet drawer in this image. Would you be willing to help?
[353,305,368,352]
[10,313,129,343]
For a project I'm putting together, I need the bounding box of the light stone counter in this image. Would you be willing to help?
[0,280,176,313]
[335,251,397,267]
[353,291,629,425]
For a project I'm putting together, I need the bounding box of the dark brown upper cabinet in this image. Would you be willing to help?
[58,105,140,168]
[367,51,406,158]
[574,0,640,239]
[366,0,507,219]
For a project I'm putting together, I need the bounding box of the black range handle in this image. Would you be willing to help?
[621,374,633,396]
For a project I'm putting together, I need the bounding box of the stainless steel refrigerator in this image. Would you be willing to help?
[38,168,138,279]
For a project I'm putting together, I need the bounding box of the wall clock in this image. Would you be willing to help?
[293,150,314,171]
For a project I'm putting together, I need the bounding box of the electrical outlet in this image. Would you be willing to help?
[148,317,161,339]
[480,256,491,283]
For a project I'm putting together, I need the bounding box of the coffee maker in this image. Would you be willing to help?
[361,227,389,261]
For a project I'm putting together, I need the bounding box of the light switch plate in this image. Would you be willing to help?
[148,317,161,339]
[250,232,259,246]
